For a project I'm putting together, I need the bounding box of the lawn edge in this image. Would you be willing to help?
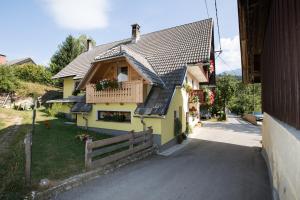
[33,146,156,200]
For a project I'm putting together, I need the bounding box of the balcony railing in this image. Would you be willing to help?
[189,89,205,104]
[86,80,144,103]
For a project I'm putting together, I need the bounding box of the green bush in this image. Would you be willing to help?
[0,65,20,93]
[13,64,53,85]
[174,118,182,137]
[186,123,193,134]
[47,103,65,117]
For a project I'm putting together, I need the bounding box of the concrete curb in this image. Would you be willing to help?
[33,147,156,200]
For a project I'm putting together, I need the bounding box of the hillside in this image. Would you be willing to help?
[218,68,242,77]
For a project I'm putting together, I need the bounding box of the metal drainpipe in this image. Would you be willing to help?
[140,116,146,131]
[82,113,88,131]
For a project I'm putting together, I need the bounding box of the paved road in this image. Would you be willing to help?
[56,116,271,200]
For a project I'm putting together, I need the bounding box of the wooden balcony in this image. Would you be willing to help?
[86,80,144,103]
[189,89,205,104]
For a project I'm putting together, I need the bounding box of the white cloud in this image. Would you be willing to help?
[42,0,109,30]
[215,35,241,73]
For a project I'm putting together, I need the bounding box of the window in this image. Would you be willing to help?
[117,66,128,82]
[97,111,131,123]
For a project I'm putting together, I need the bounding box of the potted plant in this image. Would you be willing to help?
[95,79,119,91]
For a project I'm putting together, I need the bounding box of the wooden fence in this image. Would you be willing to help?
[85,128,153,170]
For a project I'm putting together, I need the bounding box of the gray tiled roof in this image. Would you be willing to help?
[53,18,213,115]
[94,45,165,86]
[6,57,36,66]
[71,102,92,113]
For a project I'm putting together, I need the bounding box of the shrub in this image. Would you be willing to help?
[13,64,53,85]
[174,118,182,137]
[186,123,193,134]
[47,103,65,118]
[0,65,20,93]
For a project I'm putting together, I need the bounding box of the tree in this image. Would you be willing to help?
[49,35,95,75]
[14,64,53,85]
[229,82,261,115]
[214,75,237,119]
[0,65,19,93]
[78,34,96,50]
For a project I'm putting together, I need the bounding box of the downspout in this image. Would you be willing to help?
[140,115,146,131]
[82,113,88,131]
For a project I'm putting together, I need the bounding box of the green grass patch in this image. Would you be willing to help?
[0,108,110,198]
[0,108,32,199]
[32,110,111,183]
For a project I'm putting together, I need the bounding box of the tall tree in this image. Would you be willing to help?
[214,75,237,118]
[49,35,95,75]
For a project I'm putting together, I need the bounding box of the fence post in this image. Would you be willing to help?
[129,130,134,150]
[24,133,32,186]
[85,138,93,170]
[148,126,153,145]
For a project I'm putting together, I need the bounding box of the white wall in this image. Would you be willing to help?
[262,113,300,200]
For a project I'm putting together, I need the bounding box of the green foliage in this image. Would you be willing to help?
[13,64,53,85]
[190,95,199,103]
[47,103,65,117]
[0,65,20,93]
[174,118,182,136]
[95,79,119,91]
[211,75,237,117]
[211,75,261,117]
[185,123,193,134]
[229,82,261,115]
[183,83,193,93]
[49,35,95,75]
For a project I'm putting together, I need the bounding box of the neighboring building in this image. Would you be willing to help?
[238,0,300,200]
[0,54,36,66]
[0,54,6,65]
[52,19,216,150]
[6,57,36,66]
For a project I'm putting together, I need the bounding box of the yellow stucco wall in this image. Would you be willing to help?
[63,77,75,98]
[76,88,188,145]
[77,103,162,136]
[160,87,188,144]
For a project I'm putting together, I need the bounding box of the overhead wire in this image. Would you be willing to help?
[214,0,222,54]
[204,0,210,18]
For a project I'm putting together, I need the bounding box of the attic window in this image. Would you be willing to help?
[117,66,128,82]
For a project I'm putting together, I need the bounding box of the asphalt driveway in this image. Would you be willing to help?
[56,116,271,200]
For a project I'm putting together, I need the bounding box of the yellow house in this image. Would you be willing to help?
[51,19,216,150]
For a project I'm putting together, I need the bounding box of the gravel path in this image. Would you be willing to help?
[0,115,22,154]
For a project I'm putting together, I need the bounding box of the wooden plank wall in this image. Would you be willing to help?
[261,0,300,129]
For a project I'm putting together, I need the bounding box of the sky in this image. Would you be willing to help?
[0,0,241,73]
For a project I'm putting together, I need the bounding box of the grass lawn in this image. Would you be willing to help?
[32,109,111,184]
[0,107,110,199]
[0,108,32,199]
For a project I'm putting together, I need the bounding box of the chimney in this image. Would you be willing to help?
[131,24,140,43]
[0,54,6,65]
[87,39,93,51]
